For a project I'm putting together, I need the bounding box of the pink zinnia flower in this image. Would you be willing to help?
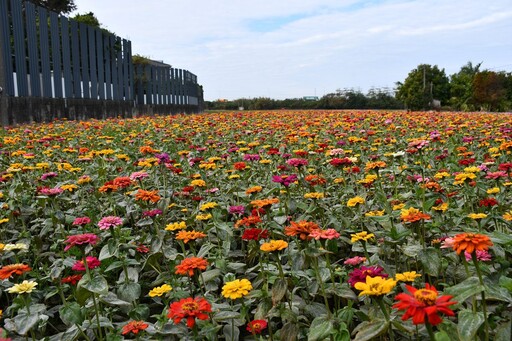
[286,158,308,167]
[344,256,367,266]
[41,172,58,180]
[440,237,455,249]
[72,217,91,226]
[129,171,149,181]
[309,228,340,240]
[39,187,64,196]
[98,216,123,230]
[64,233,99,251]
[485,171,507,179]
[465,249,492,262]
[72,256,101,271]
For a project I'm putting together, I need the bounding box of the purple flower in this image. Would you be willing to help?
[155,152,171,164]
[98,216,123,230]
[348,265,388,287]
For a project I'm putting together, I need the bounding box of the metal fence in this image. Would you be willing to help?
[0,0,203,125]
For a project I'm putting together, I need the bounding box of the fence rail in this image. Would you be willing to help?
[0,0,203,125]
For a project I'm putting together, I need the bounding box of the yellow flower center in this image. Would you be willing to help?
[182,302,199,312]
[414,289,438,305]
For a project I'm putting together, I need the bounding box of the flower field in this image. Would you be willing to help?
[0,110,511,340]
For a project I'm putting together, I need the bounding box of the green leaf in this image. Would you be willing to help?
[79,275,109,294]
[280,322,299,341]
[214,311,241,321]
[498,276,512,292]
[99,292,131,307]
[14,312,40,335]
[495,319,511,341]
[202,269,221,282]
[273,215,288,225]
[308,316,334,341]
[435,330,452,341]
[59,302,85,326]
[272,278,288,304]
[444,277,483,303]
[222,324,240,341]
[457,309,485,341]
[418,247,441,277]
[129,304,150,321]
[352,319,389,341]
[117,282,141,303]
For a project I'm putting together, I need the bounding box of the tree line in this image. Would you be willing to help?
[208,62,512,112]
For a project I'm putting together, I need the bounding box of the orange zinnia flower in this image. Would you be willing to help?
[0,263,32,279]
[393,283,456,326]
[121,320,149,335]
[284,220,321,240]
[113,176,132,188]
[98,181,119,193]
[451,232,493,255]
[135,189,161,203]
[365,161,387,171]
[175,231,207,243]
[234,215,262,228]
[400,207,431,223]
[250,198,279,208]
[168,297,212,328]
[175,257,208,276]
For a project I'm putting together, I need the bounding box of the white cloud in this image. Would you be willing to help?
[73,0,512,100]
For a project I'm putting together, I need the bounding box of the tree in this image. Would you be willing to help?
[473,71,507,111]
[395,64,450,110]
[29,0,76,14]
[449,61,481,111]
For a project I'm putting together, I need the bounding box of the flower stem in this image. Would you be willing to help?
[472,253,490,341]
[425,320,436,340]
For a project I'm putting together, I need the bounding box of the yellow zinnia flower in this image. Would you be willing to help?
[468,213,487,219]
[165,221,187,231]
[200,202,218,211]
[7,280,38,294]
[148,284,172,297]
[395,271,421,282]
[222,279,253,300]
[350,231,375,243]
[354,276,396,296]
[347,196,365,207]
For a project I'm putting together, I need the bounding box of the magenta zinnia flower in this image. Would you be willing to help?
[286,158,308,167]
[229,205,245,215]
[348,265,388,287]
[98,216,123,230]
[64,233,99,251]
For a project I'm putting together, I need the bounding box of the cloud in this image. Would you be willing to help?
[73,0,512,100]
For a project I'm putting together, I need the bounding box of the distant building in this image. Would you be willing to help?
[303,96,319,101]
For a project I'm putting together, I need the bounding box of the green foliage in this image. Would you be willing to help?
[395,64,450,110]
[29,0,76,14]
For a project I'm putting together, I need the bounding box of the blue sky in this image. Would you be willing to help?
[73,0,512,101]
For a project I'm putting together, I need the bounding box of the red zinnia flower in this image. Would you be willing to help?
[175,257,208,276]
[61,274,83,285]
[64,233,99,251]
[241,228,269,241]
[393,283,456,325]
[0,264,31,280]
[121,320,149,335]
[246,319,268,334]
[167,297,212,328]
